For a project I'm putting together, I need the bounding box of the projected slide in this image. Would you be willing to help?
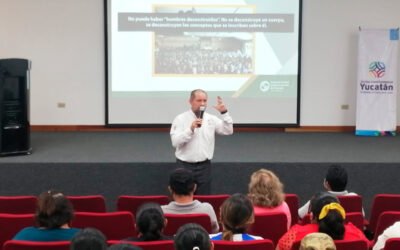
[107,0,301,125]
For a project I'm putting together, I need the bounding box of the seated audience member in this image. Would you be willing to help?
[298,165,363,219]
[13,190,80,241]
[124,202,172,241]
[108,244,142,250]
[161,168,219,233]
[277,192,368,250]
[71,227,107,250]
[248,168,291,229]
[373,221,400,250]
[300,232,336,250]
[210,193,263,241]
[174,223,213,250]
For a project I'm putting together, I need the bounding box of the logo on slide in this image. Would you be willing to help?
[259,81,271,92]
[369,61,385,78]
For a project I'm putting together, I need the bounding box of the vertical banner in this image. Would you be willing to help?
[356,28,399,136]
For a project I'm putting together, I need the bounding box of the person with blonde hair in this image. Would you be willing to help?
[300,232,336,250]
[248,168,291,229]
[210,193,262,241]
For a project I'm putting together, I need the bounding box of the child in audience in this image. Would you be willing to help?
[124,202,172,241]
[277,192,368,250]
[174,223,213,250]
[13,190,80,241]
[298,165,362,220]
[71,227,107,250]
[210,193,263,241]
[248,168,291,229]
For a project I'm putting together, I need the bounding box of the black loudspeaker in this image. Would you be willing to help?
[0,58,31,156]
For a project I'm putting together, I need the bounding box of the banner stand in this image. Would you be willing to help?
[355,27,399,136]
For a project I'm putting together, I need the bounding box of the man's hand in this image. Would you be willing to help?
[191,119,202,131]
[213,96,228,113]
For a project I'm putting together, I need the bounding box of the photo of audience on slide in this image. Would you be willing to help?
[153,6,254,75]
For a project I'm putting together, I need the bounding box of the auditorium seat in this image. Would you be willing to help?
[108,240,174,250]
[248,212,287,246]
[373,211,400,243]
[194,194,229,220]
[117,195,169,215]
[285,193,299,225]
[367,194,400,234]
[337,195,363,213]
[67,195,107,212]
[0,213,35,248]
[212,239,274,250]
[3,240,70,250]
[71,211,135,240]
[164,213,212,236]
[0,196,37,214]
[323,239,369,250]
[384,238,400,250]
[345,212,364,230]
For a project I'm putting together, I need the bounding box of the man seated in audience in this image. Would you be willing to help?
[298,164,362,220]
[161,168,219,233]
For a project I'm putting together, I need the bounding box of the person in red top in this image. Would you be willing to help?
[277,192,369,250]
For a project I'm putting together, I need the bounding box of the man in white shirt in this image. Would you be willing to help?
[170,89,233,194]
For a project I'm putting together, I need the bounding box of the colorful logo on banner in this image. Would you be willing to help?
[369,61,385,78]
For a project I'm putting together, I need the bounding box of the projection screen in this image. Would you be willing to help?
[105,0,302,126]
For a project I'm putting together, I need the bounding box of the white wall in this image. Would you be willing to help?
[301,0,400,126]
[0,0,399,126]
[0,0,104,125]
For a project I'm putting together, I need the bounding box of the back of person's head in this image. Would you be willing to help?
[174,223,212,250]
[310,192,345,240]
[169,168,196,195]
[108,244,142,250]
[135,202,166,241]
[248,168,284,207]
[70,227,107,250]
[300,232,336,250]
[36,190,74,229]
[325,165,348,192]
[220,193,254,241]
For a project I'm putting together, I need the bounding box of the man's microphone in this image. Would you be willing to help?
[197,106,206,127]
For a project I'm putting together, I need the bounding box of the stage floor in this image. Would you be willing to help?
[1,131,400,164]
